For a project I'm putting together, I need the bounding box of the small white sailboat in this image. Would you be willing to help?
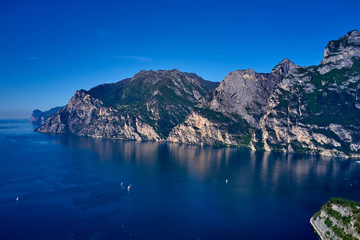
[16,197,19,201]
[127,185,131,191]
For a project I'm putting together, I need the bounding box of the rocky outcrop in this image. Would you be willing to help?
[30,106,63,125]
[36,30,360,157]
[311,198,360,240]
[319,30,360,74]
[36,70,218,140]
[251,30,360,157]
[167,112,237,145]
[197,59,297,127]
[168,59,298,146]
[37,90,162,140]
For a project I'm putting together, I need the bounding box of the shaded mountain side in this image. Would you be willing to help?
[250,30,360,157]
[36,30,360,157]
[36,69,219,140]
[30,106,63,125]
[168,58,298,146]
[169,30,360,157]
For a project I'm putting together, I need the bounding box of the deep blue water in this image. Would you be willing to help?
[1,120,360,240]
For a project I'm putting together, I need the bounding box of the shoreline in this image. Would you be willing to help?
[310,217,326,240]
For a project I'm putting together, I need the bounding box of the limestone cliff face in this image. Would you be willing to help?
[36,70,218,140]
[168,59,297,146]
[30,106,63,125]
[37,90,161,140]
[36,30,360,157]
[169,30,360,157]
[197,59,297,126]
[319,30,360,74]
[167,112,237,145]
[251,30,360,157]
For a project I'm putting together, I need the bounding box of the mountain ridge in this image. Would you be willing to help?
[35,30,360,157]
[36,70,219,140]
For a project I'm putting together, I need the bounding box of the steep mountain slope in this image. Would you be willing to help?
[30,106,63,125]
[251,30,360,157]
[36,70,219,140]
[168,59,298,145]
[197,59,297,126]
[169,30,360,157]
[36,30,360,157]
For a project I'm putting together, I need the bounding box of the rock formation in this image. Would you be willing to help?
[35,30,360,157]
[30,106,63,125]
[36,69,219,141]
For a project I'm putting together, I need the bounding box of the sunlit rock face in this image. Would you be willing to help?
[170,31,360,157]
[197,58,297,127]
[251,30,360,157]
[319,30,360,74]
[36,70,218,141]
[37,31,360,157]
[30,107,63,125]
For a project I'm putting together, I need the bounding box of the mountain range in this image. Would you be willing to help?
[34,30,360,158]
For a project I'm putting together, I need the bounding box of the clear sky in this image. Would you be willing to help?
[1,0,359,118]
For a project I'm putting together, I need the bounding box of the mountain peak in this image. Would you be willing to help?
[271,58,297,75]
[278,58,293,65]
[134,69,180,78]
[346,30,360,42]
[323,30,360,56]
[319,30,360,74]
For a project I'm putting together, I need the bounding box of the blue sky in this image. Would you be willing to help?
[1,0,359,118]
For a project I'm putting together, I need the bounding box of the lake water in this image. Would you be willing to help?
[1,120,360,239]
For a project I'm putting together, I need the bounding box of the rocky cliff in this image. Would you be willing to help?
[251,30,360,157]
[30,106,63,125]
[36,30,360,157]
[168,30,360,157]
[36,69,219,140]
[168,59,299,146]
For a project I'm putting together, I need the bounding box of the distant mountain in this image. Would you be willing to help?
[36,69,219,140]
[36,30,360,157]
[30,106,63,125]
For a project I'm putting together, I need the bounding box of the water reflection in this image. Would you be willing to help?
[2,121,360,240]
[47,135,360,198]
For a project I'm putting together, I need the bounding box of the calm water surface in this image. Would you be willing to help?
[1,120,360,240]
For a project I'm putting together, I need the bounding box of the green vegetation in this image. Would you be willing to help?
[325,217,333,227]
[252,129,265,151]
[194,108,252,136]
[313,210,321,219]
[270,58,360,133]
[302,58,360,127]
[291,141,315,154]
[314,198,360,239]
[332,225,357,240]
[86,71,218,138]
[269,57,360,155]
[240,135,252,145]
[326,198,360,211]
[326,31,359,54]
